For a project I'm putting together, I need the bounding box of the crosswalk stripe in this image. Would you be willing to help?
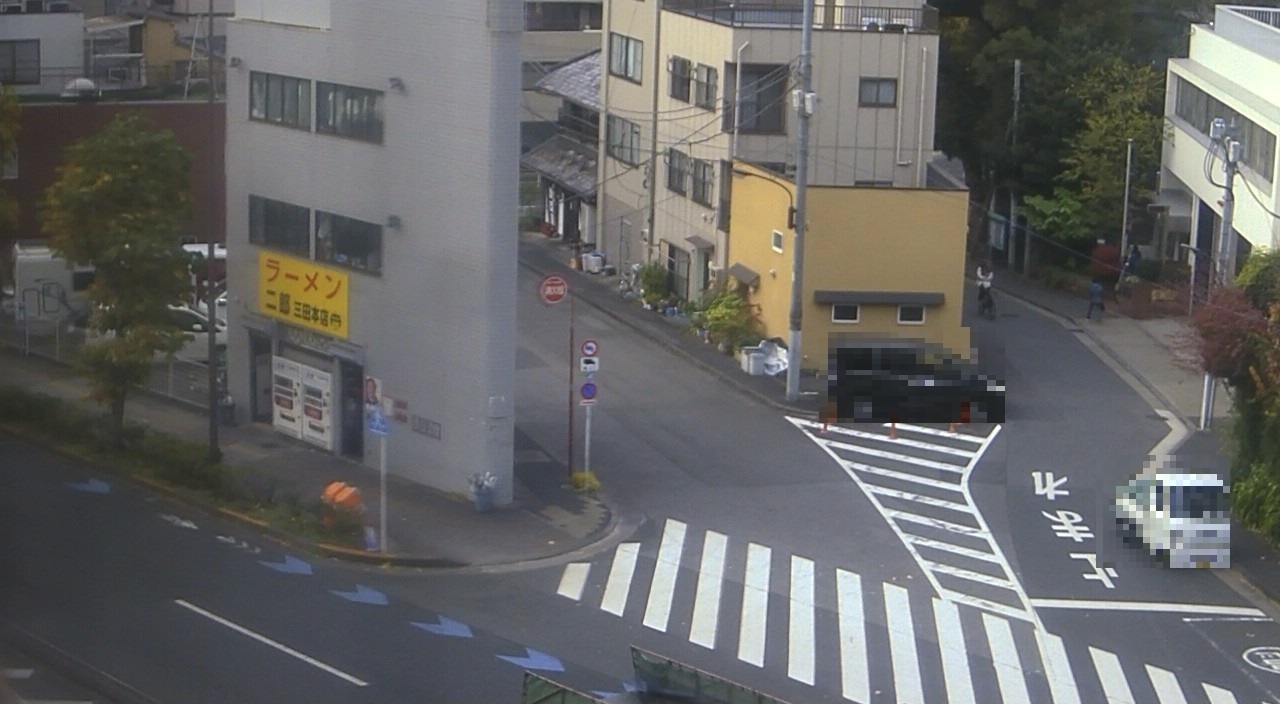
[737,543,772,667]
[836,569,870,703]
[1202,683,1241,704]
[865,484,969,510]
[794,418,977,457]
[884,583,925,704]
[557,563,590,601]
[1090,647,1137,704]
[925,560,1019,590]
[689,531,728,649]
[983,613,1032,704]
[823,438,968,472]
[932,598,976,704]
[643,519,687,632]
[939,590,1036,623]
[848,461,965,491]
[788,556,816,685]
[1145,665,1189,704]
[907,534,1002,563]
[1036,630,1083,704]
[880,421,989,443]
[600,542,639,616]
[887,510,984,536]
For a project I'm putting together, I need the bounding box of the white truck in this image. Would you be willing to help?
[1114,471,1231,568]
[8,240,96,321]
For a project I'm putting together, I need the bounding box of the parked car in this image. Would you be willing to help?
[83,304,227,364]
[1114,472,1230,568]
[826,339,1005,424]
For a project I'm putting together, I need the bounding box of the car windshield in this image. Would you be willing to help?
[1168,484,1229,519]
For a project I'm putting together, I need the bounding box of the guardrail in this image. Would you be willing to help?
[663,1,939,31]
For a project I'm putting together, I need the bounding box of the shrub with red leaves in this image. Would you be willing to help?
[1189,286,1273,388]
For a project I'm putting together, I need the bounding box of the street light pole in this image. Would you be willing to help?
[1119,138,1134,260]
[1199,118,1242,431]
[205,0,221,463]
[786,0,814,403]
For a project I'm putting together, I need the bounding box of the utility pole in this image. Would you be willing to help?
[1199,117,1241,430]
[1008,58,1021,272]
[786,0,814,403]
[205,0,221,463]
[1119,138,1134,264]
[644,0,663,265]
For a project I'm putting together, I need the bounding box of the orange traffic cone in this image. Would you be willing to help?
[889,421,898,440]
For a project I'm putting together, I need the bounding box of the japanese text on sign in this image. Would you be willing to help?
[259,252,350,339]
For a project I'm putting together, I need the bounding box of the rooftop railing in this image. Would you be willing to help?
[664,1,939,32]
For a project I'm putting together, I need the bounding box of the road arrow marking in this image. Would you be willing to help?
[1032,471,1070,500]
[65,478,109,494]
[158,513,198,530]
[258,555,313,575]
[217,535,261,553]
[411,616,474,638]
[496,648,564,672]
[330,584,388,605]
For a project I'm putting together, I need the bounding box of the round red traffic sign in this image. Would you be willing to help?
[539,275,569,305]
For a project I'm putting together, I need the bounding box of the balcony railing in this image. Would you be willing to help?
[664,1,939,32]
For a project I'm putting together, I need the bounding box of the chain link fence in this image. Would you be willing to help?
[0,301,222,411]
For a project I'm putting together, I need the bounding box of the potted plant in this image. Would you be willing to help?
[703,290,757,354]
[469,471,498,513]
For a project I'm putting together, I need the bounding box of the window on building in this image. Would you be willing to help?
[249,195,311,256]
[723,63,788,134]
[859,78,898,107]
[609,33,644,83]
[832,304,860,323]
[249,72,312,129]
[1174,75,1276,182]
[692,159,715,206]
[316,82,385,144]
[316,211,383,274]
[667,148,689,194]
[0,39,39,85]
[669,56,692,102]
[898,304,925,324]
[771,229,784,252]
[693,64,718,110]
[606,114,642,165]
[524,2,603,30]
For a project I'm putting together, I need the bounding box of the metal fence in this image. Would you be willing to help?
[0,303,219,411]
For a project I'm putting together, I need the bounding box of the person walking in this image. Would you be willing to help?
[1086,279,1106,321]
[976,261,995,318]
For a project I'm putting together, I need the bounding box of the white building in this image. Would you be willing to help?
[1161,4,1280,279]
[224,0,520,502]
[0,0,85,96]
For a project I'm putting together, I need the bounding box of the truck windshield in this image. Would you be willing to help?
[1169,484,1228,519]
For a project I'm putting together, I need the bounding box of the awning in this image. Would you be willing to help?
[519,135,598,197]
[813,290,945,306]
[726,263,760,287]
[686,235,715,250]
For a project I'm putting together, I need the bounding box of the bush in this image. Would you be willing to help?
[1230,466,1280,544]
[638,262,670,306]
[1132,258,1162,282]
[703,290,759,347]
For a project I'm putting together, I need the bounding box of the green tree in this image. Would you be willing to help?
[41,112,195,445]
[0,87,20,285]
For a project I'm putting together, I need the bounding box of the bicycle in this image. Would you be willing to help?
[617,262,642,299]
[978,285,996,320]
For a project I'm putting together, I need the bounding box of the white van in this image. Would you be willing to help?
[1115,472,1230,568]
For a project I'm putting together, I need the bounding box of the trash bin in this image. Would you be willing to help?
[474,488,494,513]
[218,396,237,427]
[747,352,766,376]
[740,346,760,373]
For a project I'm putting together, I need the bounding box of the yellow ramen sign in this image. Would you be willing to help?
[258,252,350,339]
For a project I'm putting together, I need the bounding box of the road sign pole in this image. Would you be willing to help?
[567,291,575,478]
[584,401,593,474]
[379,433,388,552]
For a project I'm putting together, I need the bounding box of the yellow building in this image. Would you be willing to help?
[727,161,971,374]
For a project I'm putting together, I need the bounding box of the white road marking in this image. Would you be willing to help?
[884,583,924,704]
[880,421,990,443]
[1,668,33,679]
[983,613,1031,704]
[886,510,984,536]
[1031,599,1267,618]
[822,438,968,472]
[836,569,869,703]
[1146,665,1190,704]
[642,519,687,632]
[1149,409,1191,459]
[925,560,1019,590]
[793,418,976,457]
[1202,683,1242,704]
[688,531,727,649]
[1090,646,1136,704]
[932,598,975,704]
[787,556,816,685]
[174,599,367,686]
[907,534,1002,563]
[556,563,589,601]
[865,484,969,509]
[737,543,771,667]
[938,591,1037,623]
[848,461,965,491]
[1035,630,1083,704]
[600,543,640,616]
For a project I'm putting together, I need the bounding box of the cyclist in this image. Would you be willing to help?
[976,262,995,318]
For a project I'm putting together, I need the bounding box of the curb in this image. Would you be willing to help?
[519,255,818,420]
[0,620,166,704]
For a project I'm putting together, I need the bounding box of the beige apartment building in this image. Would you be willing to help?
[595,0,940,299]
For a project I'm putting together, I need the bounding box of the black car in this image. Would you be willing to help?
[825,340,1005,424]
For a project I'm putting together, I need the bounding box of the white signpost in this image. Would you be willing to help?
[579,340,600,474]
[366,376,389,553]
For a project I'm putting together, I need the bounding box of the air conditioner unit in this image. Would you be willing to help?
[640,228,650,242]
[707,262,723,274]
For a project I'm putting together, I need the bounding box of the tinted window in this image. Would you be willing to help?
[1169,484,1228,519]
